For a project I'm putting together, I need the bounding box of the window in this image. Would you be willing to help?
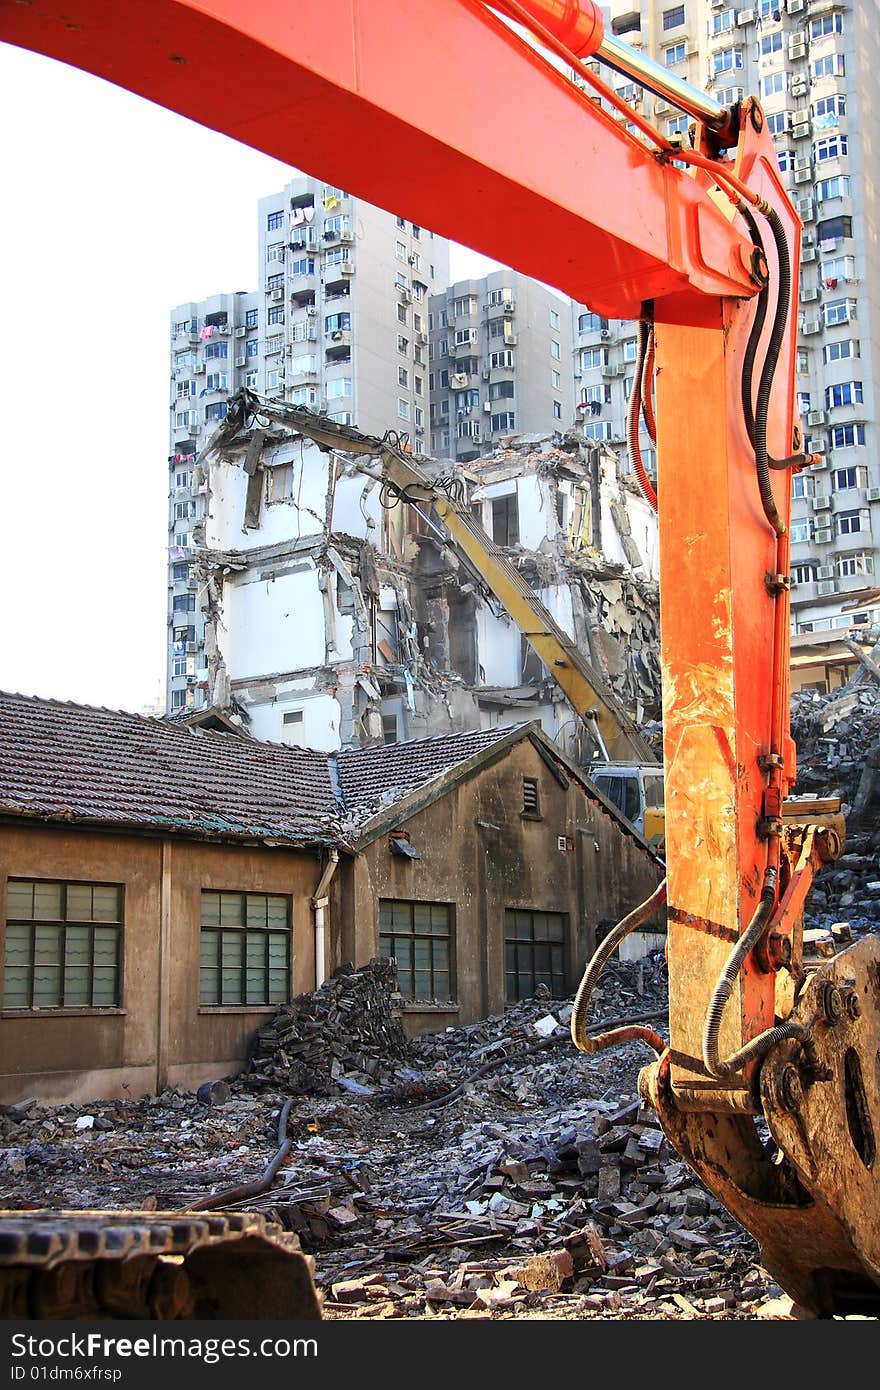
[266,210,283,230]
[812,54,845,80]
[205,402,228,422]
[766,112,787,137]
[204,342,228,360]
[791,562,817,586]
[489,381,515,401]
[836,511,863,536]
[4,880,122,1009]
[397,303,408,325]
[762,72,784,97]
[831,465,866,492]
[553,400,562,419]
[280,709,303,744]
[172,560,189,580]
[246,339,259,359]
[267,306,285,326]
[578,312,607,334]
[522,777,540,817]
[583,421,613,441]
[505,910,566,1003]
[777,149,795,173]
[245,370,259,389]
[398,366,409,388]
[819,255,855,284]
[814,135,848,163]
[823,339,858,365]
[824,299,855,327]
[379,900,453,1004]
[668,115,689,138]
[324,312,350,333]
[760,31,783,56]
[266,272,284,292]
[176,379,194,399]
[817,175,850,204]
[830,427,866,453]
[206,372,227,393]
[290,255,315,278]
[414,375,423,396]
[396,240,407,261]
[623,338,638,363]
[713,47,743,75]
[581,347,607,371]
[551,370,561,389]
[292,386,318,406]
[826,382,863,409]
[397,335,409,355]
[172,657,186,677]
[199,891,290,1006]
[265,334,283,356]
[489,350,514,370]
[245,308,258,329]
[813,94,846,125]
[491,492,519,545]
[662,4,684,29]
[326,378,352,399]
[792,473,813,500]
[174,351,193,369]
[550,339,561,360]
[491,412,516,433]
[549,309,560,329]
[838,554,873,579]
[664,42,686,66]
[810,12,842,39]
[790,518,811,544]
[397,398,410,419]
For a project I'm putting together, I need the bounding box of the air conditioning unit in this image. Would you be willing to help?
[307,307,318,316]
[794,157,811,173]
[270,288,284,301]
[789,38,807,60]
[812,497,832,511]
[801,246,816,262]
[807,410,826,426]
[797,200,815,222]
[817,579,837,596]
[790,80,808,98]
[234,355,246,368]
[791,120,810,140]
[340,233,354,244]
[685,43,699,58]
[793,169,812,185]
[737,8,755,23]
[417,332,428,345]
[482,369,491,380]
[800,286,818,302]
[802,319,821,334]
[817,564,835,580]
[600,329,610,338]
[234,326,246,338]
[787,0,805,12]
[194,362,206,374]
[217,325,230,335]
[813,526,832,544]
[331,330,343,340]
[483,401,492,414]
[451,372,468,388]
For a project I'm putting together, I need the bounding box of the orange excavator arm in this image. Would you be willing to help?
[2,0,878,1317]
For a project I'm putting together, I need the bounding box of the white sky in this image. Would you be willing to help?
[0,44,504,713]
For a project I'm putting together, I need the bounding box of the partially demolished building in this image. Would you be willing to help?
[189,391,661,762]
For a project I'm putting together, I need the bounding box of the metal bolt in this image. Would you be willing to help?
[846,992,862,1020]
[821,981,843,1025]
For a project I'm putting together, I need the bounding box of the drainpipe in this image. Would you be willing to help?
[311,849,340,989]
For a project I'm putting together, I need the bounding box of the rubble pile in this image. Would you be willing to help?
[791,684,880,933]
[244,958,409,1094]
[0,955,806,1319]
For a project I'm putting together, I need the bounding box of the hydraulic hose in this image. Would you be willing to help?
[571,879,668,1056]
[738,202,768,453]
[702,868,809,1078]
[627,317,658,511]
[751,206,791,536]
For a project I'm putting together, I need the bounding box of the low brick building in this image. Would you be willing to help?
[0,692,663,1102]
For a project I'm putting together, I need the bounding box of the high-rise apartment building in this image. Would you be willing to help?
[166,179,450,712]
[428,270,575,461]
[576,0,879,639]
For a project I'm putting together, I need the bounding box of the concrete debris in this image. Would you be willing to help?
[0,953,811,1320]
[244,959,409,1094]
[791,683,880,937]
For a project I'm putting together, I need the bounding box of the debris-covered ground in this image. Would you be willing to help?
[1,956,804,1322]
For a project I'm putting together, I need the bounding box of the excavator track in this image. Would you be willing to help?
[0,1210,321,1320]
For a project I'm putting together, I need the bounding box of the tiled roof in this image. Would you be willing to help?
[0,693,526,848]
[0,692,335,845]
[335,726,523,821]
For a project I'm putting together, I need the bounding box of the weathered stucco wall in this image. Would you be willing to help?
[336,739,663,1033]
[0,826,321,1103]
